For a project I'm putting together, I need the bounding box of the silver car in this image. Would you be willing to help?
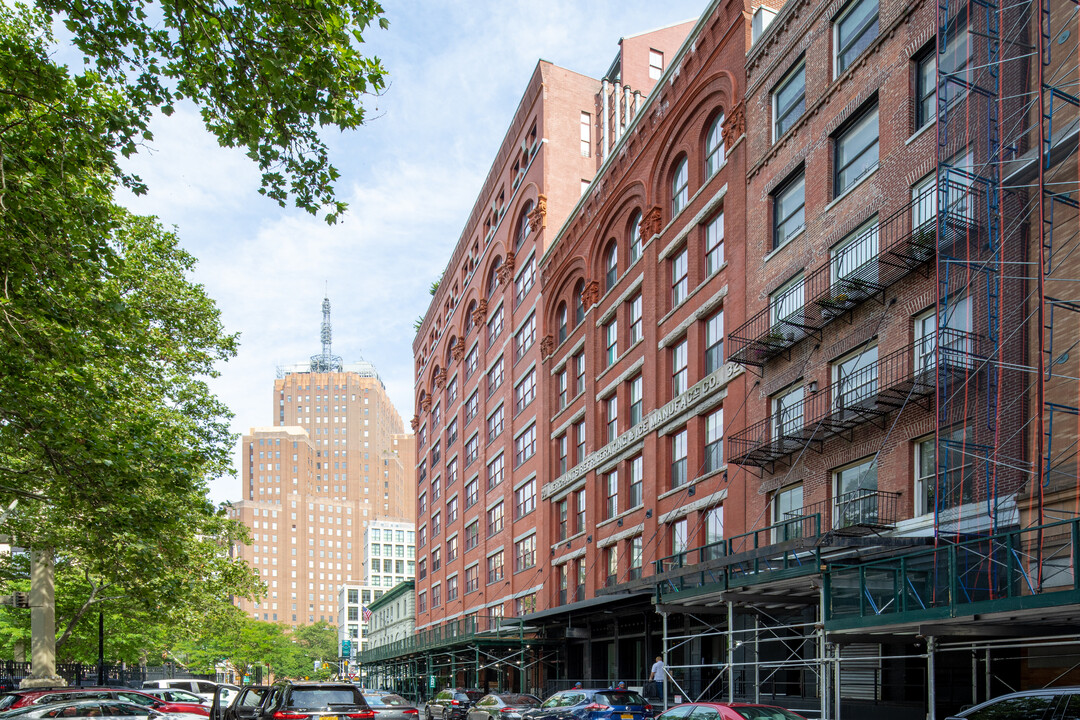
[0,699,189,720]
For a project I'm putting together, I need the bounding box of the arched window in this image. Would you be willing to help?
[557,302,568,343]
[672,156,689,215]
[573,280,585,326]
[706,113,726,178]
[446,337,458,365]
[464,301,476,336]
[487,257,503,298]
[629,211,643,264]
[604,242,618,291]
[515,201,534,250]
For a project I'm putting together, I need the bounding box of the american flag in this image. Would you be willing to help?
[361,605,372,622]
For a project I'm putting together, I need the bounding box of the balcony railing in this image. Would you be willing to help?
[356,612,525,664]
[728,331,982,469]
[797,489,901,536]
[728,181,979,366]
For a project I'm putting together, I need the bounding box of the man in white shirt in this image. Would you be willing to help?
[648,656,664,699]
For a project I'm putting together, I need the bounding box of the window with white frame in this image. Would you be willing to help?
[706,211,725,275]
[770,274,805,333]
[580,112,592,158]
[773,483,803,541]
[834,0,878,76]
[671,428,688,488]
[704,506,724,560]
[773,384,804,442]
[486,453,503,490]
[557,370,568,410]
[773,171,805,249]
[834,103,879,196]
[706,113,726,177]
[629,212,643,263]
[628,294,643,344]
[487,304,504,347]
[629,455,643,507]
[649,49,664,79]
[487,358,504,398]
[515,314,536,362]
[833,457,878,529]
[606,395,618,442]
[672,157,689,216]
[514,369,536,413]
[514,535,536,572]
[465,345,478,379]
[515,424,536,466]
[773,60,805,141]
[672,339,689,396]
[515,256,535,307]
[604,243,618,291]
[833,344,878,412]
[914,436,935,517]
[705,310,724,374]
[605,471,618,519]
[629,375,643,426]
[515,478,535,519]
[487,405,504,444]
[605,319,618,367]
[705,408,723,472]
[671,518,688,558]
[831,218,879,289]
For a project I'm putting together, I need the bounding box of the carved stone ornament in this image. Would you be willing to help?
[539,334,555,361]
[723,103,746,150]
[528,194,548,232]
[472,299,488,326]
[451,343,465,363]
[421,395,432,412]
[641,206,663,240]
[433,368,446,391]
[410,415,420,432]
[496,252,516,284]
[581,280,601,309]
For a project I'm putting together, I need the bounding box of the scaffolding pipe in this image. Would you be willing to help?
[727,602,735,704]
[753,615,760,704]
[927,637,938,720]
[662,610,670,711]
[819,582,828,720]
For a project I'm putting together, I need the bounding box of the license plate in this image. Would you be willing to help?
[322,715,339,720]
[621,715,633,718]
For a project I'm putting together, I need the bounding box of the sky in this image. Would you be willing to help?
[111,0,709,505]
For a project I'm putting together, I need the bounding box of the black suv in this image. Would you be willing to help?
[213,683,372,720]
[425,689,483,720]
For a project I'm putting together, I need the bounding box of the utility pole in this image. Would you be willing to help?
[21,548,65,688]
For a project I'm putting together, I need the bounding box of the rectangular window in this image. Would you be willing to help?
[672,339,688,396]
[834,104,878,196]
[770,274,805,334]
[486,502,504,537]
[465,520,479,550]
[464,390,478,423]
[580,112,591,157]
[447,535,458,563]
[649,49,664,79]
[515,478,536,519]
[575,421,586,464]
[418,591,427,613]
[465,564,478,593]
[487,405,504,444]
[671,518,688,559]
[915,436,935,517]
[465,346,478,379]
[605,545,618,587]
[446,418,458,447]
[629,375,643,426]
[605,320,618,366]
[629,456,643,507]
[465,478,478,508]
[515,424,537,466]
[605,471,619,519]
[915,46,935,129]
[487,359,504,398]
[514,535,536,572]
[773,60,806,140]
[446,496,458,524]
[515,313,536,362]
[487,305,504,347]
[487,551,504,584]
[671,428,688,488]
[574,353,586,395]
[431,512,441,538]
[446,574,458,601]
[431,475,441,502]
[430,440,441,466]
[706,212,725,275]
[418,492,427,515]
[558,500,568,541]
[704,506,724,560]
[773,171,805,249]
[629,536,643,579]
[446,376,458,406]
[514,369,536,413]
[557,433,568,475]
[575,490,586,534]
[833,457,878,529]
[487,453,504,490]
[705,408,723,472]
[773,483,804,541]
[672,248,689,305]
[833,344,878,413]
[834,0,878,76]
[464,434,478,466]
[515,257,536,307]
[773,385,805,443]
[431,546,441,571]
[606,395,618,442]
[705,311,724,374]
[431,583,441,608]
[557,370,568,409]
[831,218,879,291]
[446,456,458,486]
[629,295,643,344]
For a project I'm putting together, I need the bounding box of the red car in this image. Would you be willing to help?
[654,703,806,720]
[0,688,210,716]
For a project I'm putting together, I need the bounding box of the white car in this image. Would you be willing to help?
[140,684,237,705]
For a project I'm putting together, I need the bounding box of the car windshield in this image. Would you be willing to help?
[732,708,805,720]
[595,694,645,707]
[365,695,409,707]
[288,689,363,708]
[498,696,538,707]
[541,694,583,709]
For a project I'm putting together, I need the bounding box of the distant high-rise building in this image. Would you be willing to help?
[229,298,415,626]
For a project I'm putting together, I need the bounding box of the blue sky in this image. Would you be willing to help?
[113,0,709,504]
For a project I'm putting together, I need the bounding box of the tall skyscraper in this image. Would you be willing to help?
[229,298,414,626]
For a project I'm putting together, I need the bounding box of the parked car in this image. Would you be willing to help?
[363,694,418,720]
[425,690,483,720]
[139,693,207,707]
[142,684,237,705]
[653,703,806,720]
[0,689,206,718]
[0,698,189,720]
[466,694,540,720]
[943,688,1080,720]
[216,682,372,720]
[209,686,265,720]
[524,689,650,720]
